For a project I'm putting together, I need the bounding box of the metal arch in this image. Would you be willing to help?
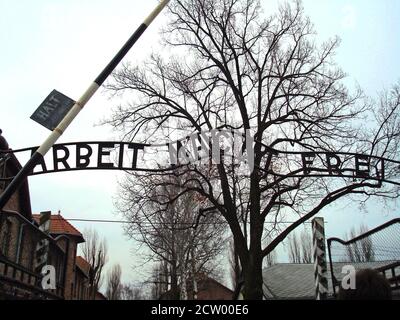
[1,138,400,186]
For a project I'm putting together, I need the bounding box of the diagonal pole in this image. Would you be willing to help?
[0,0,170,210]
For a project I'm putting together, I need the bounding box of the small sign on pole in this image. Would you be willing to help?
[30,90,75,131]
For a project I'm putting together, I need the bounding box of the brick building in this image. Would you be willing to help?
[74,256,91,300]
[32,213,86,300]
[160,274,234,300]
[0,130,103,300]
[195,275,233,300]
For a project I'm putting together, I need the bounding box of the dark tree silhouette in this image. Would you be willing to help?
[346,224,375,263]
[117,171,226,300]
[287,229,312,263]
[106,264,122,300]
[81,228,108,299]
[105,0,400,299]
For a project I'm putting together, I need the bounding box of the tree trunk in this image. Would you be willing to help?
[170,263,180,300]
[162,260,169,293]
[180,269,188,300]
[191,250,198,300]
[242,253,263,300]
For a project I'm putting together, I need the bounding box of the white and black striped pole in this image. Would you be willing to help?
[0,0,170,210]
[312,217,329,300]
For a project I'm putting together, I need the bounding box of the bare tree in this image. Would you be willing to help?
[288,234,302,263]
[105,0,400,299]
[81,228,108,299]
[346,224,375,263]
[263,237,277,267]
[264,250,277,268]
[149,262,169,299]
[300,230,313,264]
[117,170,226,300]
[229,238,241,290]
[287,229,312,263]
[106,264,122,300]
[121,284,145,300]
[120,284,135,300]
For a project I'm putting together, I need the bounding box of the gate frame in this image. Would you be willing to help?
[327,218,400,297]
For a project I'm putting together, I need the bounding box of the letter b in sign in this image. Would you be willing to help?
[76,143,93,168]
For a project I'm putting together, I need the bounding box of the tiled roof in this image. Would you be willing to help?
[32,213,84,240]
[263,262,399,299]
[95,291,107,300]
[76,256,91,276]
[197,276,233,294]
[263,264,316,299]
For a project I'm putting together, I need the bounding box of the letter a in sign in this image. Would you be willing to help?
[31,89,75,131]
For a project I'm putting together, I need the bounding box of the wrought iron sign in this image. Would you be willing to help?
[259,148,393,184]
[1,136,400,187]
[1,142,148,176]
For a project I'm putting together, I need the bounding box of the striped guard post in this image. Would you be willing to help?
[312,217,329,300]
[0,0,170,211]
[34,211,51,277]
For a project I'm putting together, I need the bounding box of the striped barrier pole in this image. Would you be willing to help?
[312,217,328,300]
[0,0,170,210]
[34,211,52,278]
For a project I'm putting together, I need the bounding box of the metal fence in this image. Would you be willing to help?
[327,218,400,297]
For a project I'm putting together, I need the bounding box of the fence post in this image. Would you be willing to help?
[312,217,328,300]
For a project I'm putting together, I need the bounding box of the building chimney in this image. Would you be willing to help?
[0,128,10,150]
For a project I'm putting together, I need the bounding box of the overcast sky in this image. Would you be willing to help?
[1,0,399,289]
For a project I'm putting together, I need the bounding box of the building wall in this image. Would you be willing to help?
[1,139,91,300]
[196,279,233,300]
[0,162,25,215]
[0,215,20,263]
[18,224,41,272]
[95,291,107,300]
[50,237,67,289]
[0,216,45,295]
[2,191,21,214]
[0,164,30,268]
[74,269,89,300]
[55,236,78,300]
[160,277,234,300]
[0,211,84,299]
